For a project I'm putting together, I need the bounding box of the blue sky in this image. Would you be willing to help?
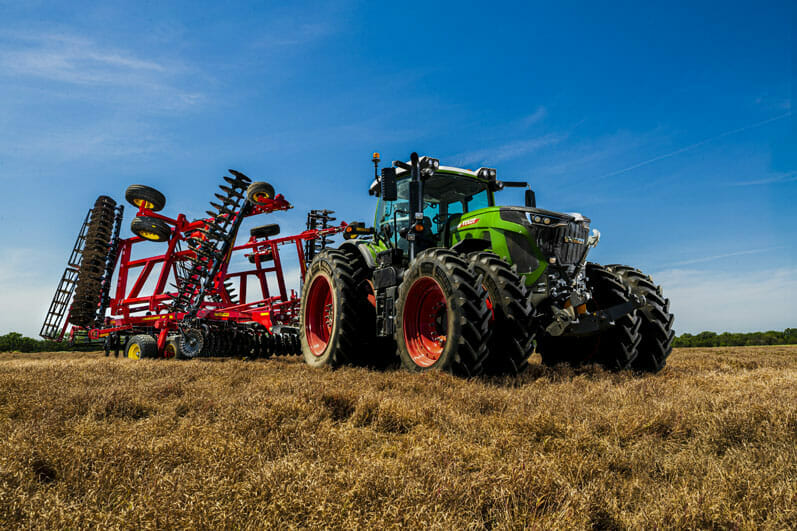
[0,1,794,336]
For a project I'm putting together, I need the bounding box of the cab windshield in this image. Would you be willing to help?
[376,172,492,245]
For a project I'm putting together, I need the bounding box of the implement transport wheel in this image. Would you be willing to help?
[537,263,641,371]
[125,334,157,360]
[300,248,376,368]
[467,252,535,375]
[250,223,280,239]
[608,265,675,373]
[125,185,166,211]
[131,216,171,242]
[396,249,491,376]
[246,182,276,204]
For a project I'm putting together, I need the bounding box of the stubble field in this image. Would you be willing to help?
[0,346,795,529]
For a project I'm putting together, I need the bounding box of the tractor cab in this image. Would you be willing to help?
[373,165,495,250]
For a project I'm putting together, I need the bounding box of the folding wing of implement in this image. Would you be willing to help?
[41,171,346,360]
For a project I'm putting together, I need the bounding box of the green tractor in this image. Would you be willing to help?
[300,152,674,376]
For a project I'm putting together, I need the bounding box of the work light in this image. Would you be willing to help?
[477,167,497,180]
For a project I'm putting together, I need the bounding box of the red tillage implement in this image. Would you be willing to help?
[40,170,345,359]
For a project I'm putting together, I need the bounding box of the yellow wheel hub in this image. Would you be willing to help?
[254,192,271,202]
[164,343,176,359]
[133,199,154,209]
[128,343,141,360]
[139,230,161,241]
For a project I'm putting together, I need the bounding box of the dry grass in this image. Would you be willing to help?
[0,347,795,529]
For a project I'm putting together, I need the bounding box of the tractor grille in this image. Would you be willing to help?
[536,221,590,266]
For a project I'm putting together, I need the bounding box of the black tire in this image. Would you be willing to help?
[125,334,157,360]
[131,216,171,242]
[467,252,535,375]
[608,265,675,373]
[125,185,166,211]
[70,196,117,328]
[248,251,274,264]
[396,248,491,376]
[537,263,641,371]
[300,248,376,368]
[246,182,276,204]
[250,223,280,239]
[339,245,397,369]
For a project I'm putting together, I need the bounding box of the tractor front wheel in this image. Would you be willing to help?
[608,265,674,373]
[467,252,535,375]
[396,249,491,376]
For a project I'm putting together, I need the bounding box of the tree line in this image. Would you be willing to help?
[0,332,99,353]
[673,329,797,348]
[2,329,796,353]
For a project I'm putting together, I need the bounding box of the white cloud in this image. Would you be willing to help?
[728,171,797,186]
[451,133,565,167]
[594,112,792,182]
[0,31,204,110]
[664,247,783,267]
[519,106,547,127]
[652,267,797,334]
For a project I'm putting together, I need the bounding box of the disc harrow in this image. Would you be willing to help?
[69,196,120,328]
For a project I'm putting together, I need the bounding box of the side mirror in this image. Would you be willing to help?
[381,167,398,202]
[525,189,536,208]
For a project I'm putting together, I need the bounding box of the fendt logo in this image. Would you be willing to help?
[456,218,480,229]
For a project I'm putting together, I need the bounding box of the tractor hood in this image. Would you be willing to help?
[450,205,597,278]
[496,206,591,230]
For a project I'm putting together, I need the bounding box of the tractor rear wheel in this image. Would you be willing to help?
[125,334,157,360]
[396,249,491,376]
[608,265,674,373]
[537,263,641,371]
[467,252,535,375]
[300,248,376,368]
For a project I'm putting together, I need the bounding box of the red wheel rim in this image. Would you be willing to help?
[403,277,448,367]
[305,274,334,356]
